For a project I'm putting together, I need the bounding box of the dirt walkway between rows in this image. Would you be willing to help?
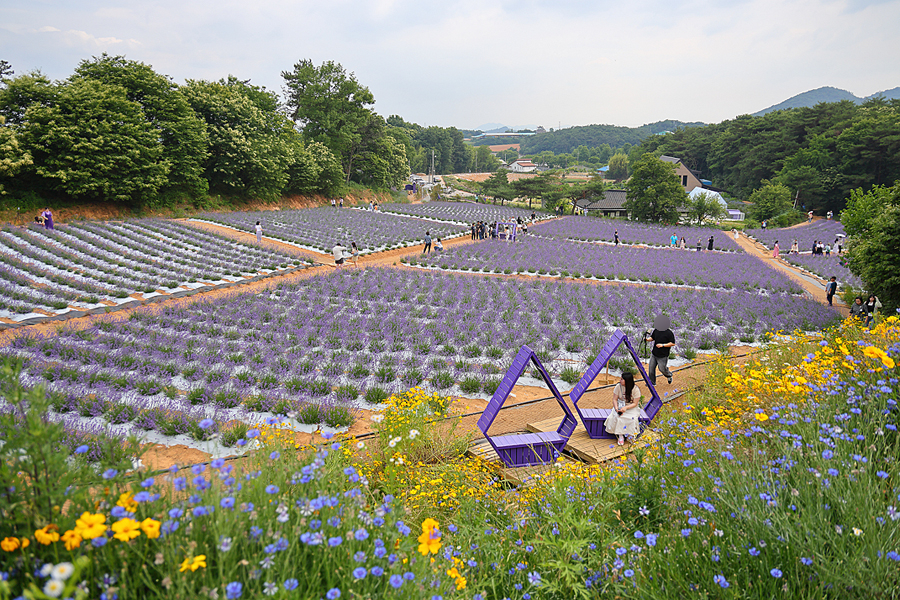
[733,233,849,317]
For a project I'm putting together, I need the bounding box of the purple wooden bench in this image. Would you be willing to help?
[569,329,663,439]
[477,345,577,468]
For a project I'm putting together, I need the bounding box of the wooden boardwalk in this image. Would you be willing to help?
[526,416,661,464]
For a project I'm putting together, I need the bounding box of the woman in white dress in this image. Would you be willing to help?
[604,372,643,445]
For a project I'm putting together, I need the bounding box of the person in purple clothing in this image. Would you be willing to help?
[42,208,54,230]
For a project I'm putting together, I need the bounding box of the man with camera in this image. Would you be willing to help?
[646,314,675,386]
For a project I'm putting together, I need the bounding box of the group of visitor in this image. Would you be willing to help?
[666,234,715,252]
[811,239,840,255]
[332,241,360,267]
[422,231,443,254]
[850,294,881,328]
[330,197,345,208]
[470,221,525,241]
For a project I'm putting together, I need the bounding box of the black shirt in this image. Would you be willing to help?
[650,329,676,358]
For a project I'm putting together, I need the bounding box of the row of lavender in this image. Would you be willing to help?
[783,253,864,288]
[0,220,308,316]
[1,268,838,447]
[746,219,846,251]
[193,207,468,254]
[380,200,542,225]
[405,236,803,294]
[531,216,743,251]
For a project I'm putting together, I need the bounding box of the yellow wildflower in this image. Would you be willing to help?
[61,530,82,550]
[35,525,60,545]
[111,518,141,542]
[75,512,107,540]
[417,518,441,555]
[117,491,138,513]
[140,518,161,540]
[180,555,207,573]
[1,537,28,552]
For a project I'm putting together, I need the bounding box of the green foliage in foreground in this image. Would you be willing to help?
[1,322,898,598]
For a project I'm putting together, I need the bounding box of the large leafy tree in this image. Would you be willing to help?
[481,169,514,205]
[0,71,56,125]
[282,60,375,183]
[607,152,628,180]
[0,116,31,195]
[72,54,209,199]
[183,77,295,201]
[842,183,900,310]
[624,153,687,223]
[511,172,557,209]
[747,180,793,221]
[19,78,168,203]
[687,191,726,225]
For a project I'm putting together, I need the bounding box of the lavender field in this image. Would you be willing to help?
[381,200,541,225]
[406,236,803,293]
[0,267,837,449]
[0,220,308,317]
[746,219,846,251]
[194,207,467,253]
[784,253,864,288]
[532,216,743,251]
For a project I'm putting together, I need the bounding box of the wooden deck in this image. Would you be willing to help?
[466,437,580,486]
[526,416,661,464]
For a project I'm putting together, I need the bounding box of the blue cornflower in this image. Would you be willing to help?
[681,529,691,537]
[221,496,235,509]
[283,578,298,590]
[270,451,280,460]
[211,458,225,469]
[877,471,889,479]
[822,449,834,460]
[389,574,403,589]
[646,533,657,547]
[749,547,760,556]
[352,567,366,580]
[247,428,260,438]
[326,588,340,599]
[354,528,369,541]
[615,547,627,556]
[887,551,900,561]
[624,569,634,577]
[265,485,279,495]
[226,582,243,599]
[770,568,783,578]
[75,445,89,454]
[328,537,342,547]
[250,526,263,539]
[403,572,414,581]
[92,536,107,548]
[800,557,813,565]
[321,431,334,440]
[353,551,366,562]
[102,469,117,480]
[527,571,542,586]
[371,566,384,576]
[199,418,215,430]
[714,574,729,588]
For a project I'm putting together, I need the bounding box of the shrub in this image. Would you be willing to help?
[430,371,454,390]
[364,386,389,404]
[459,376,482,394]
[324,406,354,428]
[297,403,322,424]
[560,365,582,385]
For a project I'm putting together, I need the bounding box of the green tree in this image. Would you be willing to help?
[284,139,344,197]
[282,60,376,183]
[607,153,629,180]
[747,180,793,221]
[846,202,900,312]
[72,54,209,199]
[511,172,556,209]
[19,78,168,203]
[0,60,12,82]
[841,183,900,238]
[183,77,293,200]
[687,191,726,225]
[0,71,55,125]
[481,169,514,205]
[624,153,687,223]
[474,145,500,172]
[0,115,31,195]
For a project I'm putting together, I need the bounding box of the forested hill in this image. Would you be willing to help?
[753,86,900,116]
[634,98,900,213]
[518,119,704,154]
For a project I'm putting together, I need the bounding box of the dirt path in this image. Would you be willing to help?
[733,233,849,316]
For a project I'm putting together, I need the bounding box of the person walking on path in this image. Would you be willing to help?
[332,242,346,268]
[255,221,262,244]
[825,277,837,306]
[331,198,336,208]
[808,210,814,223]
[679,236,686,249]
[707,235,714,252]
[603,371,643,446]
[339,197,344,208]
[696,239,701,252]
[614,229,619,246]
[733,228,739,241]
[773,240,780,259]
[646,315,675,386]
[865,295,881,329]
[762,220,767,230]
[423,231,432,254]
[670,233,678,248]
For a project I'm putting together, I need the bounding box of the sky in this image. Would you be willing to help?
[2,0,900,130]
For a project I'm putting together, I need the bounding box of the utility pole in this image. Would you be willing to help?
[431,150,435,184]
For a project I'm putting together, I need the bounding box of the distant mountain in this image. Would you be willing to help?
[473,123,539,134]
[753,86,900,116]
